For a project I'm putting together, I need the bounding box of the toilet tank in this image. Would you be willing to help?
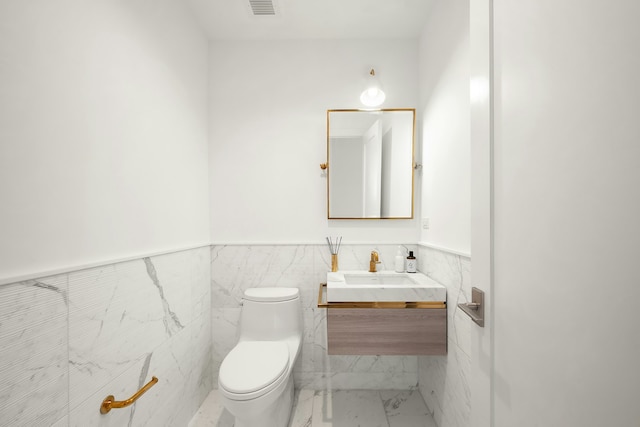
[239,288,302,341]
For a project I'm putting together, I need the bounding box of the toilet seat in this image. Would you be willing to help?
[219,341,290,401]
[243,287,299,302]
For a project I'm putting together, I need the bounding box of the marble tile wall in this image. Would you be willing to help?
[417,245,471,427]
[0,246,212,427]
[210,243,420,391]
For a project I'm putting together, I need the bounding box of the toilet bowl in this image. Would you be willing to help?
[218,287,302,427]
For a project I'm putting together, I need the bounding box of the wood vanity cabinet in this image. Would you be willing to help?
[326,307,447,355]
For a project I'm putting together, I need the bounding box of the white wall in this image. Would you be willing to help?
[0,0,210,282]
[418,0,470,254]
[492,0,640,425]
[416,2,471,426]
[208,39,420,243]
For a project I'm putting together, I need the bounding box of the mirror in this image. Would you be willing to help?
[326,109,415,219]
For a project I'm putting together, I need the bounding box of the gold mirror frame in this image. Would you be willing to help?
[326,108,416,219]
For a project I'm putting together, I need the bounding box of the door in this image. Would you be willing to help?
[474,1,640,426]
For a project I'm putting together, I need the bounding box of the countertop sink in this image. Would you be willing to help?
[341,273,418,286]
[326,270,446,303]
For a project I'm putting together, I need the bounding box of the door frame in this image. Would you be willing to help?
[469,0,493,425]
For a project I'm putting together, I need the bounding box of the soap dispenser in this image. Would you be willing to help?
[394,246,405,272]
[406,251,417,273]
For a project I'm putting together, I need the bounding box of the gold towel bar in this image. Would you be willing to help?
[100,376,158,414]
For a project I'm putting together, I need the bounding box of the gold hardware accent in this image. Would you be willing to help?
[331,254,338,272]
[320,163,328,170]
[317,283,445,309]
[369,251,381,273]
[100,376,158,414]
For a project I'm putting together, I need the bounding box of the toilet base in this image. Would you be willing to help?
[231,375,294,427]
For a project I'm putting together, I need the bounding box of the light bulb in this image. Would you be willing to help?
[360,87,386,107]
[360,68,385,107]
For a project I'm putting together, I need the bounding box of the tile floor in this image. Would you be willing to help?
[189,388,437,427]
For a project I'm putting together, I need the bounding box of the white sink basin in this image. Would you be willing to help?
[326,270,446,302]
[343,273,418,286]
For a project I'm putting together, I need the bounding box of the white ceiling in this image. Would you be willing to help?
[184,0,434,40]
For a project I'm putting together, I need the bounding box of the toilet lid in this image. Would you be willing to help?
[219,341,289,394]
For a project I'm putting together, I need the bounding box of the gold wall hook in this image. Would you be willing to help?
[100,376,158,414]
[320,162,328,170]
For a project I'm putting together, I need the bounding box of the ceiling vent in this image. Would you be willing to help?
[248,0,276,16]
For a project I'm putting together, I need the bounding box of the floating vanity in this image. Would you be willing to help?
[318,271,447,356]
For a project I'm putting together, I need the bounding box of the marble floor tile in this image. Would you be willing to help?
[188,389,234,427]
[311,390,388,427]
[289,389,314,427]
[381,390,436,427]
[190,388,437,427]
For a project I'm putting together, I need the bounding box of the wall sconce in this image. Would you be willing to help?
[360,68,386,107]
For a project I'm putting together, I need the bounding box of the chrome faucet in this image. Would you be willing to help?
[369,250,381,273]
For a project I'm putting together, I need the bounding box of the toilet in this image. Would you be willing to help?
[218,287,302,427]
